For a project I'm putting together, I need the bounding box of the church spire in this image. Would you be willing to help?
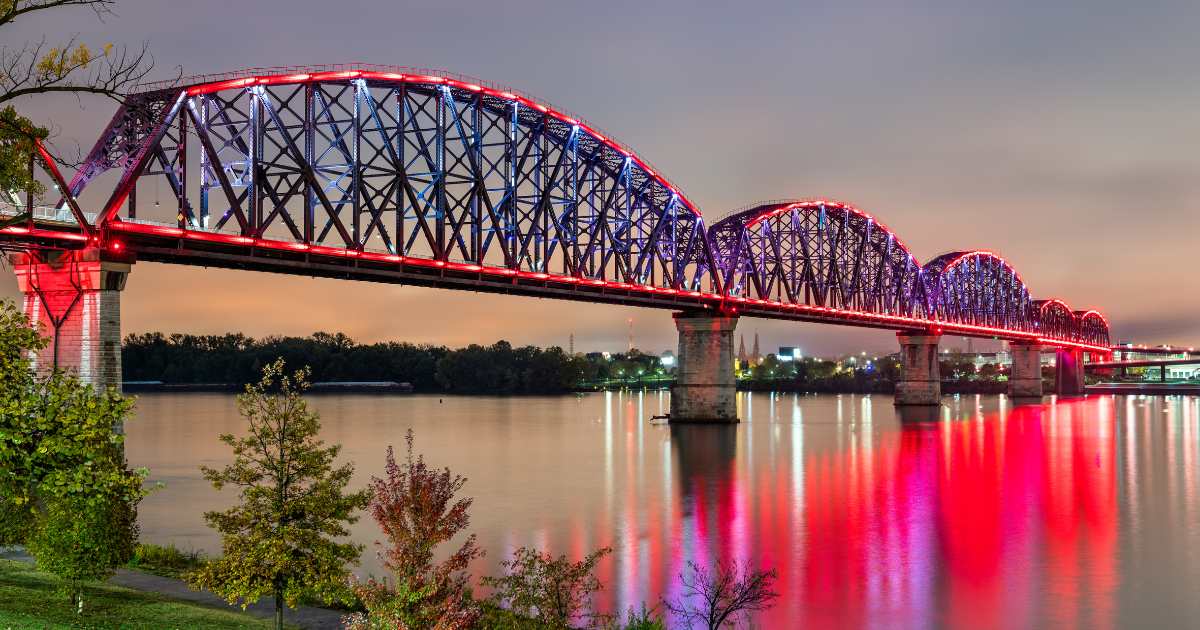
[738,334,748,367]
[752,331,761,366]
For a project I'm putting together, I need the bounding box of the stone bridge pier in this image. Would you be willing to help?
[1054,347,1085,396]
[669,312,739,423]
[895,333,942,406]
[1008,342,1044,399]
[9,248,130,393]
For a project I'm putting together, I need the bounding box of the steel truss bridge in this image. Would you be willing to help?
[0,65,1111,353]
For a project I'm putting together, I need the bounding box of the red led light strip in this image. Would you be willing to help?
[103,221,1111,353]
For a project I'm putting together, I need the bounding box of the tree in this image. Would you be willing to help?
[482,546,612,628]
[663,561,780,630]
[0,300,146,613]
[0,0,155,193]
[188,359,369,630]
[347,429,483,630]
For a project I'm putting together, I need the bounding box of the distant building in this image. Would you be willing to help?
[777,346,799,362]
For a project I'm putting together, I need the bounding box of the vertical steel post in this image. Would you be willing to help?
[198,96,209,227]
[178,107,188,227]
[395,87,405,254]
[249,89,262,236]
[304,83,315,244]
[469,94,481,262]
[352,80,363,248]
[506,102,517,268]
[435,86,446,260]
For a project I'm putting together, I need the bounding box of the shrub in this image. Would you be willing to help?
[346,429,483,630]
[482,546,612,628]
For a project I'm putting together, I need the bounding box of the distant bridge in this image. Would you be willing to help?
[0,65,1117,417]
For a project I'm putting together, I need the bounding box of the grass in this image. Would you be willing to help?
[125,543,205,580]
[0,558,281,629]
[125,543,360,612]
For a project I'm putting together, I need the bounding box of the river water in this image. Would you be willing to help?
[126,392,1200,628]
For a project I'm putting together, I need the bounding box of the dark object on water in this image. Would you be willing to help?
[310,381,414,393]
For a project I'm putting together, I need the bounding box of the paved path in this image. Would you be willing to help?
[1,547,343,629]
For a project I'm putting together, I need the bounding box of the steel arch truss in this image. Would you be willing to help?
[73,73,717,292]
[1076,311,1111,347]
[921,251,1033,332]
[709,200,1110,347]
[708,201,922,316]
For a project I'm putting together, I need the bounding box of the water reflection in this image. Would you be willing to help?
[125,393,1200,627]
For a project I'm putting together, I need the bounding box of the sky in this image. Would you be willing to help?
[3,0,1198,356]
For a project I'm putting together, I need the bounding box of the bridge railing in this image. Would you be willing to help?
[0,198,95,226]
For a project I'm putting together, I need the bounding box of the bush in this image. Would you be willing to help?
[482,546,612,628]
[127,543,206,579]
[347,430,483,630]
[612,605,666,630]
[27,494,139,611]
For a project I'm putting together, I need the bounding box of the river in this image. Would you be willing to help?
[125,392,1200,628]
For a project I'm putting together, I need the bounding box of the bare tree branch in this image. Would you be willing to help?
[0,0,114,29]
[0,36,156,105]
[663,561,780,630]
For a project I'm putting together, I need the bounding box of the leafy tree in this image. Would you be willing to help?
[483,546,613,628]
[663,561,779,630]
[188,359,370,630]
[348,429,483,630]
[345,427,480,628]
[0,300,146,612]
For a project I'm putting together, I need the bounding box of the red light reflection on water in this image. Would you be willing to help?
[579,396,1120,628]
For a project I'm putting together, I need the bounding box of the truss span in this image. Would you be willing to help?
[921,251,1033,332]
[709,200,921,317]
[710,200,1109,349]
[0,68,1112,351]
[69,67,717,292]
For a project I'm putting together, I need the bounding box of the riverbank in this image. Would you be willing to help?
[0,558,293,629]
[0,548,341,629]
[3,544,557,630]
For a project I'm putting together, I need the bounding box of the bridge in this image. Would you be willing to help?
[0,65,1115,420]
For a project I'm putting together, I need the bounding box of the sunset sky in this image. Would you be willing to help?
[4,0,1197,356]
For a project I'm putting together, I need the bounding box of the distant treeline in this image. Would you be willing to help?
[122,332,589,394]
[123,332,1018,396]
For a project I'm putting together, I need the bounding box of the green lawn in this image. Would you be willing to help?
[0,559,278,630]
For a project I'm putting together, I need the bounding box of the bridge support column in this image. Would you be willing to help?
[1054,347,1085,396]
[10,249,131,393]
[1008,342,1043,399]
[895,333,941,406]
[669,312,738,423]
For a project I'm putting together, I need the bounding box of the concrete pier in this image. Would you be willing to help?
[895,333,942,406]
[10,249,130,393]
[1055,347,1085,396]
[1008,342,1044,399]
[669,312,739,423]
